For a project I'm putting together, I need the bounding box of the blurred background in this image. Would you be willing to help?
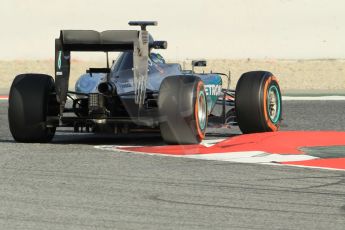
[1,0,345,94]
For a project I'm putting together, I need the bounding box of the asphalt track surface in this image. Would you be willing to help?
[1,100,345,230]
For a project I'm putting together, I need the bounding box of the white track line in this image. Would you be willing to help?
[283,96,345,101]
[184,151,317,163]
[96,145,322,170]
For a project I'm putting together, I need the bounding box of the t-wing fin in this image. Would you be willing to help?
[129,21,157,30]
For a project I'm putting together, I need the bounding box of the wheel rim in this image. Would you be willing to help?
[198,90,207,130]
[267,85,281,124]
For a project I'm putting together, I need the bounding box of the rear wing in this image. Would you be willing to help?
[55,21,160,114]
[58,30,139,51]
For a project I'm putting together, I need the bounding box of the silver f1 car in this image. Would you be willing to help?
[8,21,282,144]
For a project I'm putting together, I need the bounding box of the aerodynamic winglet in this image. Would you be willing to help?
[129,21,157,30]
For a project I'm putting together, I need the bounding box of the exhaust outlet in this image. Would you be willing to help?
[98,82,116,96]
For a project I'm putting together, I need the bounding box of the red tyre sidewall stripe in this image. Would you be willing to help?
[194,81,206,140]
[263,76,278,131]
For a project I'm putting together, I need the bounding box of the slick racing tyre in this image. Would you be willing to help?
[8,74,58,142]
[158,75,207,144]
[235,71,282,134]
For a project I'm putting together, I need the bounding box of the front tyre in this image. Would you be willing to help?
[8,74,58,142]
[158,75,207,144]
[235,71,282,134]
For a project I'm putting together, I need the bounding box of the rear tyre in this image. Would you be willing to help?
[8,74,58,142]
[235,71,282,134]
[158,75,207,144]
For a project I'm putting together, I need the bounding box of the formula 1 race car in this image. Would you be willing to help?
[8,21,282,144]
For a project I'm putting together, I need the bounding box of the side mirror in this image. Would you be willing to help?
[191,60,206,73]
[192,60,207,67]
[150,41,168,49]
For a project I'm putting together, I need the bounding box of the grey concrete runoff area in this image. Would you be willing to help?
[0,100,345,230]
